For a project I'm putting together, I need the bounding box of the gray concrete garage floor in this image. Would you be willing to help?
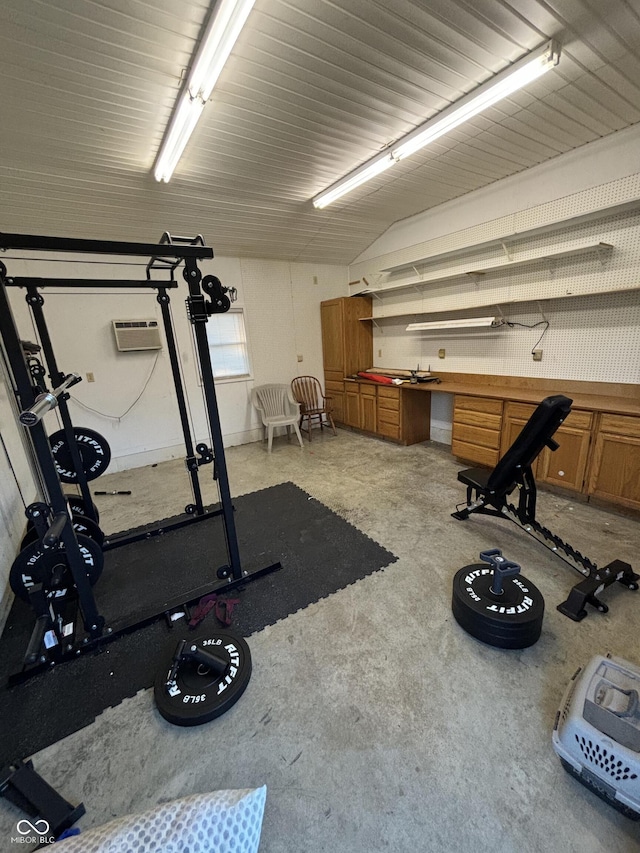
[2,428,640,852]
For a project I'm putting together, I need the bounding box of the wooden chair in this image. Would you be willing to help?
[290,376,337,442]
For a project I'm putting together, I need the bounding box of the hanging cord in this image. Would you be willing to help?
[503,319,550,353]
[69,352,160,421]
[0,430,28,509]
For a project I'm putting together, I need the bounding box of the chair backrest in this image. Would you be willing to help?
[251,384,292,418]
[291,376,323,411]
[486,394,573,495]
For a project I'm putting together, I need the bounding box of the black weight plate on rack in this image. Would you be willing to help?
[10,534,103,602]
[21,514,104,550]
[49,428,111,483]
[154,631,252,727]
[64,493,100,523]
[452,562,544,649]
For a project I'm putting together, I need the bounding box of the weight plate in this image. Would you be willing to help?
[49,428,111,483]
[452,563,544,649]
[154,630,252,727]
[10,534,104,602]
[64,493,100,523]
[21,513,104,550]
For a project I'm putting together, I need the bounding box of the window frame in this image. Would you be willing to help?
[201,307,253,384]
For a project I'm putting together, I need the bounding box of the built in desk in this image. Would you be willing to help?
[339,372,640,512]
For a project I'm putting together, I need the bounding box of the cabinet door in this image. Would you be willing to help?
[538,410,592,492]
[324,378,345,425]
[345,387,360,427]
[360,393,377,433]
[587,414,640,509]
[500,403,540,477]
[320,301,345,373]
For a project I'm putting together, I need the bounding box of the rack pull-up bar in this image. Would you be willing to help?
[4,279,180,289]
[0,233,214,260]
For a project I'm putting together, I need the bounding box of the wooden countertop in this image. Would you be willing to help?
[345,373,640,417]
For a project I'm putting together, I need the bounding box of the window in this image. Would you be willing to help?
[205,309,251,380]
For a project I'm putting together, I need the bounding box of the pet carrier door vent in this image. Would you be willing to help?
[112,320,162,352]
[575,735,638,781]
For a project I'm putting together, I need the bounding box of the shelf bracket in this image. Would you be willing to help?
[536,301,548,323]
[595,244,612,267]
[500,241,513,262]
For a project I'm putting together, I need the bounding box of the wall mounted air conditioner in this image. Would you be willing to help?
[112,320,162,352]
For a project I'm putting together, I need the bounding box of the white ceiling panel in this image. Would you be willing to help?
[1,0,640,263]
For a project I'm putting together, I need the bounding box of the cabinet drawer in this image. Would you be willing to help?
[325,380,344,395]
[455,395,503,415]
[454,409,502,431]
[504,402,536,420]
[378,395,400,412]
[360,383,377,397]
[324,370,343,384]
[452,422,502,450]
[378,408,400,427]
[598,413,640,438]
[562,408,592,430]
[452,439,500,468]
[378,387,400,400]
[378,420,400,440]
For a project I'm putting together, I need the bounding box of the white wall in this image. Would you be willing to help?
[349,127,640,444]
[5,255,347,470]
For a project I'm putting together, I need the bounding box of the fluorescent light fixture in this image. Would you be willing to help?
[154,0,256,183]
[406,317,499,331]
[312,40,560,209]
[312,153,395,210]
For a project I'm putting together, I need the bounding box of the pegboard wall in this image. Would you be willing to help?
[368,205,640,384]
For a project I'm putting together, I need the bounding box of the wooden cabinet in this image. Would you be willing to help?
[344,383,361,428]
[587,413,640,510]
[359,383,377,432]
[321,296,372,391]
[500,402,541,478]
[539,409,593,492]
[377,386,401,440]
[452,395,503,467]
[500,402,592,492]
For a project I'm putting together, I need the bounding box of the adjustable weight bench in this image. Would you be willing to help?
[452,394,638,621]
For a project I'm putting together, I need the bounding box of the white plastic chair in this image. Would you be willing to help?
[251,384,304,453]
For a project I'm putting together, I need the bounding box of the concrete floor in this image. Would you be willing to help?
[2,427,640,852]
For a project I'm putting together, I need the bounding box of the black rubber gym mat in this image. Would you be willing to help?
[0,482,397,764]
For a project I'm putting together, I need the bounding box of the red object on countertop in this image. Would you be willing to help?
[357,372,394,385]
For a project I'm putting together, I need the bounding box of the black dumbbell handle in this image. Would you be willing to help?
[480,549,521,595]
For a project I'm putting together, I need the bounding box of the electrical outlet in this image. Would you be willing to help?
[532,350,543,362]
[312,275,318,285]
[297,354,303,363]
[438,348,446,359]
[377,349,382,358]
[86,372,95,382]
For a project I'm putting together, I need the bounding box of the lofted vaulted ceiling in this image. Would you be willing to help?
[1,0,640,264]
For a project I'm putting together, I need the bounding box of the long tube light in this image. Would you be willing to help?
[154,0,256,183]
[312,40,560,209]
[406,317,500,331]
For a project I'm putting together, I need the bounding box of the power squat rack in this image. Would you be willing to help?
[0,231,281,683]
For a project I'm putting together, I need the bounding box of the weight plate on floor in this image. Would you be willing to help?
[21,513,104,550]
[49,428,111,483]
[451,563,544,649]
[64,493,100,523]
[10,534,104,602]
[154,630,252,727]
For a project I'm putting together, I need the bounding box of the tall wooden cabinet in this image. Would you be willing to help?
[321,296,373,426]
